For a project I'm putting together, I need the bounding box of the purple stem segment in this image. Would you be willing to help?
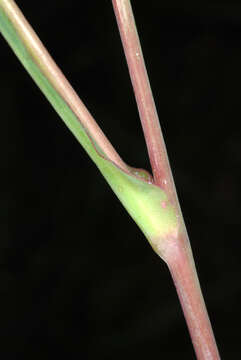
[162,230,221,359]
[112,0,175,197]
[112,1,221,359]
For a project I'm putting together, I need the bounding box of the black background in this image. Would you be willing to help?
[1,1,241,358]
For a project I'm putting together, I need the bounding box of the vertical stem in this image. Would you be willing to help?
[112,1,221,358]
[112,0,174,195]
[160,231,220,360]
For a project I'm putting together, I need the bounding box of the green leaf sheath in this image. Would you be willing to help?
[0,1,178,251]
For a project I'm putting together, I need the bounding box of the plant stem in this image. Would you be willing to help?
[160,230,220,359]
[112,0,175,197]
[0,0,129,173]
[112,1,220,358]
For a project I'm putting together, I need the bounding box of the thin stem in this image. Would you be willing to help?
[0,0,129,173]
[112,0,175,196]
[161,231,220,359]
[112,1,220,358]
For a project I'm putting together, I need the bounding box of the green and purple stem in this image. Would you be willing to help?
[0,0,220,358]
[112,1,220,359]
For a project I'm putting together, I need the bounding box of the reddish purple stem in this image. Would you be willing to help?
[112,0,175,195]
[112,1,221,359]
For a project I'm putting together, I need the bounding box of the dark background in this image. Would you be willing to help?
[1,0,241,358]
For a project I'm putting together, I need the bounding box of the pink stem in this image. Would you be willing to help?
[1,0,129,173]
[112,1,221,358]
[161,231,220,359]
[112,0,174,195]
